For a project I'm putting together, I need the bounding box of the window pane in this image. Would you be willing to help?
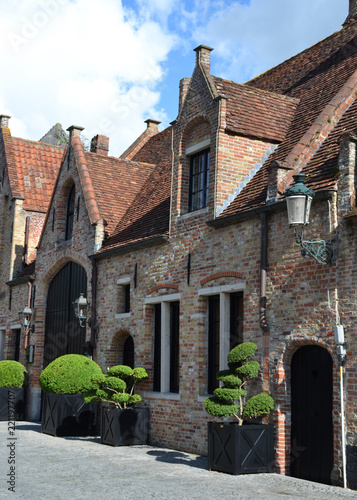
[170,301,180,393]
[189,149,210,212]
[230,292,243,350]
[153,304,161,391]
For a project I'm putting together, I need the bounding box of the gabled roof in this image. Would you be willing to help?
[99,126,172,252]
[213,77,299,142]
[1,127,64,213]
[219,19,357,218]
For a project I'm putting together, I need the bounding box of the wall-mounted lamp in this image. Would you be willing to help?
[73,293,89,328]
[285,174,335,265]
[334,325,347,365]
[18,306,33,328]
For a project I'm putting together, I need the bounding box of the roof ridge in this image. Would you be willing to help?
[72,136,102,225]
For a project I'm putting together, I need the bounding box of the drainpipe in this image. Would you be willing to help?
[260,212,269,332]
[23,281,32,350]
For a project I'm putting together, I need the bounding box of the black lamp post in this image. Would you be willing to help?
[285,174,335,265]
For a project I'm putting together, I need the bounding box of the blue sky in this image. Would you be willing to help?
[0,0,347,156]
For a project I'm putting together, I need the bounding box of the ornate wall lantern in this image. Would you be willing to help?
[285,173,335,265]
[73,293,89,328]
[18,306,33,328]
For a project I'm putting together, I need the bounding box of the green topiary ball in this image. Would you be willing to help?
[228,342,257,366]
[39,354,103,394]
[0,360,27,388]
[242,393,275,420]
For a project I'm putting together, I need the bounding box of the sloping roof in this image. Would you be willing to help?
[213,77,299,142]
[8,135,64,212]
[219,20,357,218]
[84,151,156,235]
[99,127,172,252]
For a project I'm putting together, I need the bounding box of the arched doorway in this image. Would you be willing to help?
[43,262,87,367]
[290,345,333,484]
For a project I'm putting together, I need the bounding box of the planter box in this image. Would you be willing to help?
[208,422,274,475]
[0,388,25,421]
[101,406,149,446]
[41,393,97,437]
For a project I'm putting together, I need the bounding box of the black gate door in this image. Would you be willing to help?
[290,345,333,484]
[43,262,87,367]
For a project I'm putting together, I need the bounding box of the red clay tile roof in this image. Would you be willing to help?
[213,77,299,142]
[84,150,156,235]
[5,133,63,212]
[220,20,357,218]
[99,127,172,252]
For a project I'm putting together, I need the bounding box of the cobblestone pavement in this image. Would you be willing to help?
[0,422,356,499]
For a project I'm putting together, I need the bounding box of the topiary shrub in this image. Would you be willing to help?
[84,364,148,409]
[0,360,28,388]
[39,354,103,394]
[205,342,274,425]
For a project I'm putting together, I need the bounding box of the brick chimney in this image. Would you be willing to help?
[0,114,11,128]
[179,78,191,113]
[90,134,109,156]
[67,125,84,142]
[344,0,357,24]
[144,119,161,134]
[194,45,213,73]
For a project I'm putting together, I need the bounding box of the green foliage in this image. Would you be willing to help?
[235,361,260,379]
[39,354,103,394]
[84,364,148,409]
[242,394,275,420]
[205,342,274,425]
[0,361,28,388]
[228,342,257,365]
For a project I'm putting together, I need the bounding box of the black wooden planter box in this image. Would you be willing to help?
[101,406,149,446]
[0,388,25,421]
[208,422,274,475]
[41,393,97,437]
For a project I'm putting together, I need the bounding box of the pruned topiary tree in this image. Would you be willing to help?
[205,342,274,425]
[84,365,148,409]
[39,354,103,394]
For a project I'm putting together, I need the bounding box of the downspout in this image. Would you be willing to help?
[23,281,32,350]
[260,212,269,332]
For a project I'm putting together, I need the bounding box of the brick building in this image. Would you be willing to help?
[1,1,357,489]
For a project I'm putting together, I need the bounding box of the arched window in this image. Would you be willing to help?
[65,185,75,240]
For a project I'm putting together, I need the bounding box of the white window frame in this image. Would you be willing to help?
[198,283,245,387]
[144,293,181,399]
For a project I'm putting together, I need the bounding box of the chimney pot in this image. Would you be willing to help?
[90,134,109,156]
[0,114,11,128]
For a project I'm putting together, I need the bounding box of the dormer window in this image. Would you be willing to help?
[65,185,75,240]
[188,149,210,212]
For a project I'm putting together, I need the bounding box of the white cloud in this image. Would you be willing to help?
[191,0,345,83]
[0,0,176,155]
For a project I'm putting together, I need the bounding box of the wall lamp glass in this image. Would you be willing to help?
[285,174,335,265]
[73,293,89,328]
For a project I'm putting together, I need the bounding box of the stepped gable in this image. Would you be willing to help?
[220,20,357,218]
[99,126,172,252]
[213,77,299,142]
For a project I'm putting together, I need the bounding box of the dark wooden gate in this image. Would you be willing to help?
[43,262,87,367]
[290,345,333,484]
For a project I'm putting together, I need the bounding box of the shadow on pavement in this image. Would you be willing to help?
[146,449,207,470]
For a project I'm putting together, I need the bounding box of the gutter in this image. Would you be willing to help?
[91,234,169,261]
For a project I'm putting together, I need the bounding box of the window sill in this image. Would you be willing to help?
[144,391,180,401]
[115,312,131,319]
[55,238,72,248]
[197,394,211,403]
[176,207,209,221]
